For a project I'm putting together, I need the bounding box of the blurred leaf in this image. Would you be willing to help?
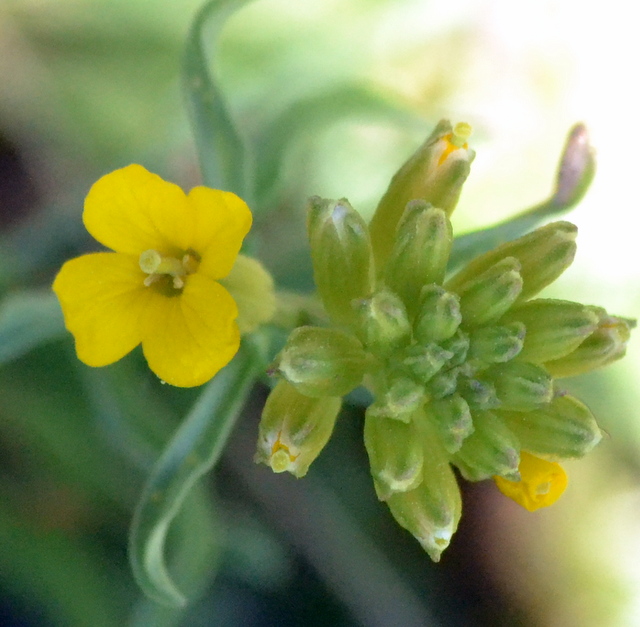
[128,335,267,607]
[253,84,418,213]
[0,502,127,627]
[0,289,65,365]
[128,486,222,627]
[449,123,595,271]
[183,0,253,197]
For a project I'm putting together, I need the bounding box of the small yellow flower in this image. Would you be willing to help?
[53,164,252,387]
[494,451,568,512]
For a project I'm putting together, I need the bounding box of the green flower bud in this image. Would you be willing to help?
[364,411,424,500]
[457,376,501,411]
[272,326,368,397]
[393,343,453,384]
[452,410,520,481]
[456,257,523,326]
[384,203,453,316]
[467,322,526,364]
[255,380,342,477]
[424,394,474,454]
[446,221,577,302]
[483,361,553,411]
[544,314,634,378]
[414,285,462,344]
[386,422,461,561]
[307,196,374,327]
[427,367,460,399]
[439,329,471,368]
[502,299,599,363]
[370,120,474,266]
[502,394,602,460]
[353,289,411,356]
[368,376,426,423]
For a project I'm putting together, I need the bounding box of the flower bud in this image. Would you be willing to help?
[456,257,523,326]
[307,196,374,327]
[544,315,634,378]
[501,394,602,460]
[393,343,453,384]
[414,285,462,344]
[457,377,501,411]
[272,326,368,397]
[255,380,342,477]
[370,120,474,265]
[367,376,426,423]
[220,254,276,333]
[425,394,474,454]
[483,361,553,411]
[364,411,424,501]
[452,410,520,481]
[384,203,453,317]
[446,221,577,302]
[502,299,599,363]
[439,329,471,368]
[494,452,568,512]
[467,322,525,365]
[552,123,596,209]
[386,424,461,561]
[353,289,411,356]
[427,366,461,399]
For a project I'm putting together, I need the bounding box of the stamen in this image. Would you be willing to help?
[451,122,473,147]
[139,248,196,290]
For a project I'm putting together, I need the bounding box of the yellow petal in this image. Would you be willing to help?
[187,186,252,279]
[494,452,568,512]
[83,164,194,255]
[141,273,240,387]
[52,252,150,366]
[219,254,276,334]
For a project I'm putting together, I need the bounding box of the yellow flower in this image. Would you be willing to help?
[53,164,252,387]
[494,452,568,512]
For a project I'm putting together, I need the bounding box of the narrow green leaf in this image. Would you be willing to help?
[449,123,595,271]
[0,289,65,365]
[128,336,266,606]
[183,0,253,197]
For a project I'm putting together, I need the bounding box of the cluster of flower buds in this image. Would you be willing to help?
[254,121,634,560]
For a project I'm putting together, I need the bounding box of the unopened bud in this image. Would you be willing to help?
[393,343,453,384]
[365,411,424,500]
[367,376,426,423]
[272,326,368,397]
[384,203,453,317]
[502,394,602,460]
[484,361,553,411]
[353,289,411,356]
[255,380,342,477]
[502,299,599,363]
[386,422,461,561]
[467,322,525,365]
[456,257,523,326]
[414,285,462,344]
[452,410,520,481]
[425,394,474,454]
[307,196,374,327]
[457,376,501,411]
[446,221,577,302]
[370,120,475,265]
[544,315,634,378]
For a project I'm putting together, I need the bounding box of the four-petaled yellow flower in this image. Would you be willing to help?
[53,164,252,387]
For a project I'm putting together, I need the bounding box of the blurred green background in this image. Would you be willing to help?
[0,0,638,625]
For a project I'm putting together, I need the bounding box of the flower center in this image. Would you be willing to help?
[437,122,472,165]
[139,248,200,292]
